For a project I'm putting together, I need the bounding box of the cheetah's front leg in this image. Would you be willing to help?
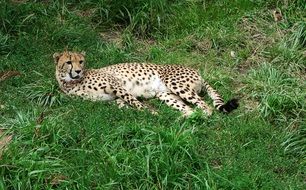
[110,86,144,110]
[108,84,159,114]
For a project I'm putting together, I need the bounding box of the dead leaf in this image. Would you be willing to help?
[273,10,283,22]
[0,129,13,159]
[211,159,222,169]
[36,112,45,125]
[46,174,68,187]
[0,71,21,82]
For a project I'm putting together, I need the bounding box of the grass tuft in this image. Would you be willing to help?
[247,63,305,121]
[286,21,306,50]
[282,122,306,160]
[22,79,65,107]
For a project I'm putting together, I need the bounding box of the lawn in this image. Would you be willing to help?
[0,0,305,189]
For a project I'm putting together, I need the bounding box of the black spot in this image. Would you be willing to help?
[88,86,92,89]
[113,90,117,94]
[94,87,98,91]
[136,81,140,85]
[171,82,176,86]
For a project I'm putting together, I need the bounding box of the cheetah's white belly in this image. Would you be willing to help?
[124,75,168,98]
[96,93,116,101]
[74,90,115,101]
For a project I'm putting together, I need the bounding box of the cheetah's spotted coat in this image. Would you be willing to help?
[54,51,238,116]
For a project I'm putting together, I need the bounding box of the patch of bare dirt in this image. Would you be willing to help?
[188,36,212,53]
[100,30,158,53]
[237,11,286,73]
[233,82,260,112]
[243,98,260,112]
[135,38,156,53]
[75,9,95,18]
[100,30,123,47]
[168,35,212,54]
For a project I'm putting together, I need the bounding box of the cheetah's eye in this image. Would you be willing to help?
[66,61,72,65]
[79,60,84,64]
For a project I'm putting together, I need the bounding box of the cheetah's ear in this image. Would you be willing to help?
[53,52,61,64]
[80,51,86,57]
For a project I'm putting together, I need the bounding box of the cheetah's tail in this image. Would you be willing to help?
[201,80,239,113]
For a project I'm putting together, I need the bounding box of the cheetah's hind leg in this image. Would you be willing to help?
[156,92,194,117]
[160,81,213,116]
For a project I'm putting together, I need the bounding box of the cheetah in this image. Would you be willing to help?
[53,51,238,116]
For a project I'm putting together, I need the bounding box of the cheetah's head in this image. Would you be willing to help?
[53,51,85,82]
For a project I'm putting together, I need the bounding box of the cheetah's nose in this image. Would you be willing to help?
[75,70,81,74]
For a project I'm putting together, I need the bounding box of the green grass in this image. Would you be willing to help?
[0,0,305,189]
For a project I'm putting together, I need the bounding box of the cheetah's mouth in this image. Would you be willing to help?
[69,72,81,80]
